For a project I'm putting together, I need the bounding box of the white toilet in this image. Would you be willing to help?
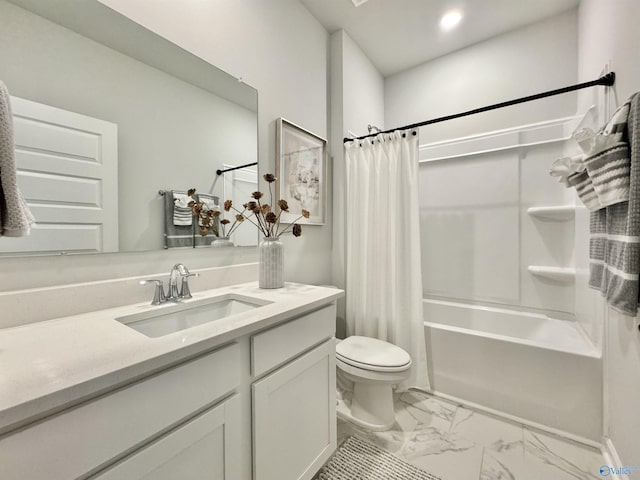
[336,335,412,431]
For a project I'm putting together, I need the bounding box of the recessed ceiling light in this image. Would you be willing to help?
[440,9,463,31]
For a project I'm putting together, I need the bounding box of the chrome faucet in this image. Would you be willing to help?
[168,263,199,301]
[168,263,188,301]
[140,264,199,305]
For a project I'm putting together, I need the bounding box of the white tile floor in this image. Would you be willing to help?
[337,390,606,480]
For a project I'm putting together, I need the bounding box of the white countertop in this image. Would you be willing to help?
[0,282,343,434]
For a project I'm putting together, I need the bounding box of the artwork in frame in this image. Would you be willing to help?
[275,118,327,225]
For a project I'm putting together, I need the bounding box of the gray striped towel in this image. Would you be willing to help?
[164,190,195,248]
[568,169,601,211]
[584,102,631,208]
[589,92,640,315]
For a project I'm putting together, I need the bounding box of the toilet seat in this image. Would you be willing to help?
[336,336,411,373]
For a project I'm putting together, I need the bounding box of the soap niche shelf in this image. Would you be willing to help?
[527,206,575,221]
[528,266,576,282]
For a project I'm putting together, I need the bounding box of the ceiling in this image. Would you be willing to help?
[299,0,579,77]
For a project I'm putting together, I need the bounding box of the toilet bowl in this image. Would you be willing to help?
[336,335,411,431]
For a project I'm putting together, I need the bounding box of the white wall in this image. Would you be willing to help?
[329,30,385,336]
[385,10,578,143]
[0,0,331,291]
[578,0,640,467]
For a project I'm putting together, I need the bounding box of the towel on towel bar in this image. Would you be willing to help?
[163,191,219,248]
[164,190,195,248]
[589,92,640,315]
[0,81,34,237]
[172,192,194,226]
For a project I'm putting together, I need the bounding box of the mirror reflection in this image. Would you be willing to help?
[0,0,258,255]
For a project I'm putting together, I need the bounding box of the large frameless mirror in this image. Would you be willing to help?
[0,0,258,256]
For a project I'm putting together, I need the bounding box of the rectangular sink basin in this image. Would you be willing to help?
[117,294,271,338]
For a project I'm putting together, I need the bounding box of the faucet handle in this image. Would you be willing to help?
[139,279,166,305]
[179,272,199,299]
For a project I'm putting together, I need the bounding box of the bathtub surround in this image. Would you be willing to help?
[344,130,429,391]
[423,298,602,441]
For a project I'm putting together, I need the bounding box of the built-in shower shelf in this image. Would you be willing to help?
[528,266,576,282]
[527,206,575,220]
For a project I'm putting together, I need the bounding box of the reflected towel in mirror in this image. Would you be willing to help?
[0,81,35,237]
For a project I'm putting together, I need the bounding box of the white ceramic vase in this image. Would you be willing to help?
[259,236,284,288]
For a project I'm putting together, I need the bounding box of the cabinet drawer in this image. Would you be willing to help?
[251,304,336,377]
[0,342,240,480]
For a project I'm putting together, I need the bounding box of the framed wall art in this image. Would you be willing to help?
[275,118,326,225]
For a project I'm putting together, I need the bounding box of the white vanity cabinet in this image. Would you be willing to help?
[251,305,337,480]
[0,293,339,480]
[0,343,242,480]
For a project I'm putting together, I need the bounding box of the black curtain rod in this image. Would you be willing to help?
[216,162,258,176]
[343,72,616,143]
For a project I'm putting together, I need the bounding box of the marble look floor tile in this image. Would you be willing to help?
[480,447,526,480]
[406,437,484,480]
[523,429,604,480]
[337,391,606,480]
[397,390,458,433]
[451,407,524,452]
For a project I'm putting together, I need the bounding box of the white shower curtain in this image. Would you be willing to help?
[344,130,430,391]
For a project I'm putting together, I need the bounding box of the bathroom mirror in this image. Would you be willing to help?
[0,0,258,255]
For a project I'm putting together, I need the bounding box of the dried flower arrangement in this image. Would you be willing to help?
[241,173,309,239]
[186,173,309,240]
[187,189,244,238]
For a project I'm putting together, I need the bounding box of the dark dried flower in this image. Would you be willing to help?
[202,217,211,227]
[211,210,221,217]
[235,214,244,222]
[187,188,196,197]
[191,203,203,215]
[221,219,231,225]
[252,191,264,200]
[224,200,232,211]
[261,204,271,215]
[292,223,302,237]
[265,212,277,223]
[278,199,289,212]
[199,227,208,237]
[263,173,277,183]
[301,209,310,219]
[188,200,195,207]
[246,201,258,211]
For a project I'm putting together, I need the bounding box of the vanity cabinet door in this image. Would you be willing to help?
[252,339,336,480]
[93,395,241,480]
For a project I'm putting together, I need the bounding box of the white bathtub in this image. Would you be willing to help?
[424,298,602,441]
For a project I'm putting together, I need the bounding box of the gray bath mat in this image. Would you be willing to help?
[316,436,442,480]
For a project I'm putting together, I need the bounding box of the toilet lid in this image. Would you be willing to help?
[336,336,411,372]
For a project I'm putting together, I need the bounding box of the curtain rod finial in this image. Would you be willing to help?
[601,72,616,86]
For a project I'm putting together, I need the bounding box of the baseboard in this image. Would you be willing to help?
[423,388,602,450]
[601,437,631,480]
